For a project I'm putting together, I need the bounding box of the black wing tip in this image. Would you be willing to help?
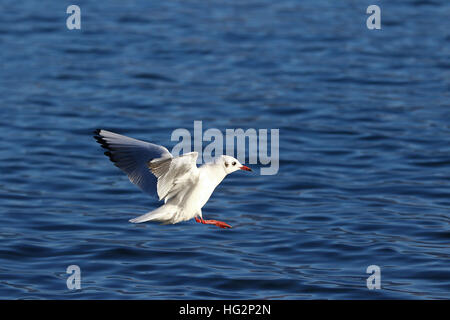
[93,129,118,165]
[93,129,103,142]
[93,129,113,152]
[94,137,110,149]
[103,151,117,162]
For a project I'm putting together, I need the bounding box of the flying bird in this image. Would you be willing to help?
[93,129,252,229]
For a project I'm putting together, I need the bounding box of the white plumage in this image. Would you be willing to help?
[94,129,251,228]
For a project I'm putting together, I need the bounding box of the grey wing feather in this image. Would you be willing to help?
[149,152,199,202]
[94,129,172,197]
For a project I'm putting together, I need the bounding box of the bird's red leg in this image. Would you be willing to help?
[195,217,232,229]
[203,219,232,229]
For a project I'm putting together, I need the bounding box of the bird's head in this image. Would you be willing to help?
[217,155,252,175]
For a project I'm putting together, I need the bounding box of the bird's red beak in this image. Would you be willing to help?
[240,165,252,171]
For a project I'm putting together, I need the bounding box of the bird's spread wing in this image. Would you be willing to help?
[149,152,199,202]
[94,129,172,197]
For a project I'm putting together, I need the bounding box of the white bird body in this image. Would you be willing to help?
[94,129,251,228]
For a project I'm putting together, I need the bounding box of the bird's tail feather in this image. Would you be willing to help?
[129,204,177,224]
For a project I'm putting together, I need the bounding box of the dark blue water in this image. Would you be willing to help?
[0,0,449,299]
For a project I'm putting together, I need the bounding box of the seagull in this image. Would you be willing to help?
[93,129,252,229]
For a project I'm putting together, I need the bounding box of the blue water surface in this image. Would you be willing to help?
[0,0,449,299]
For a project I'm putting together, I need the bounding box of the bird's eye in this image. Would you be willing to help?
[225,162,229,167]
[232,161,236,166]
